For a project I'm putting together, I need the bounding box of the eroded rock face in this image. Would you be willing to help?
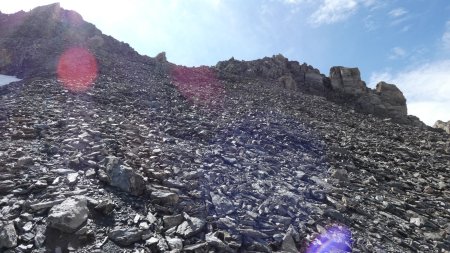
[376,81,407,117]
[330,66,367,96]
[216,54,329,95]
[47,197,88,233]
[434,120,450,133]
[328,67,410,122]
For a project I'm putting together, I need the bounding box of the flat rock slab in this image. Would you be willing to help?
[108,227,143,246]
[47,197,88,233]
[151,190,179,205]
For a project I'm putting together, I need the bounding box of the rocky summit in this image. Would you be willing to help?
[1,3,449,253]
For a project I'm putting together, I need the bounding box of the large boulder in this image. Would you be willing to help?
[434,120,450,133]
[99,156,146,196]
[0,221,18,249]
[330,66,367,96]
[47,197,89,233]
[375,81,407,117]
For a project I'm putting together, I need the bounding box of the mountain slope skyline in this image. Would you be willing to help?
[1,1,449,125]
[0,3,449,253]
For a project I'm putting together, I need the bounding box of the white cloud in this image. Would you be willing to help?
[283,0,306,4]
[370,60,450,125]
[388,8,407,18]
[388,47,407,60]
[309,0,358,26]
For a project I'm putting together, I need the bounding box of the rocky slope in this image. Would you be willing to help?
[0,3,449,253]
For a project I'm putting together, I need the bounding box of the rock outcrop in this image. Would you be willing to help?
[216,54,330,96]
[434,120,450,134]
[327,66,413,124]
[217,59,417,125]
[330,66,367,96]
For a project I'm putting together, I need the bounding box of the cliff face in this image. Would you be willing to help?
[0,4,449,253]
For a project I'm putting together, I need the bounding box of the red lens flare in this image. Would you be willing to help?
[57,47,98,92]
[171,66,224,107]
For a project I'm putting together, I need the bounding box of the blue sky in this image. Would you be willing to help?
[1,0,449,125]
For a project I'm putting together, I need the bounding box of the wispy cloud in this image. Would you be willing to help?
[388,8,407,18]
[363,15,378,31]
[388,47,407,60]
[442,20,450,51]
[283,0,308,4]
[309,0,358,26]
[370,60,450,125]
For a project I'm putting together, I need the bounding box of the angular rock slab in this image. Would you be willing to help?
[100,156,145,196]
[0,221,18,248]
[47,197,88,233]
[176,214,206,238]
[108,227,143,246]
[210,192,235,215]
[151,190,179,205]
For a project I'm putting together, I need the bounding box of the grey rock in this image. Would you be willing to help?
[206,232,234,253]
[281,225,299,253]
[47,197,88,233]
[210,192,235,215]
[94,199,116,215]
[34,225,46,248]
[163,214,184,229]
[100,156,146,196]
[166,236,183,251]
[108,227,143,246]
[0,180,15,192]
[17,156,33,167]
[151,190,179,205]
[330,66,366,96]
[375,81,407,117]
[0,221,18,248]
[29,199,65,211]
[176,214,206,238]
[183,242,208,252]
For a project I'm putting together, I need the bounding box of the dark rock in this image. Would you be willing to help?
[94,199,116,215]
[108,227,143,246]
[163,214,184,229]
[100,156,146,196]
[206,231,234,253]
[151,190,179,205]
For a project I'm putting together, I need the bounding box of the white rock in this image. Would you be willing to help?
[47,197,88,233]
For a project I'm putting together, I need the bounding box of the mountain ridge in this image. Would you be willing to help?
[0,2,427,127]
